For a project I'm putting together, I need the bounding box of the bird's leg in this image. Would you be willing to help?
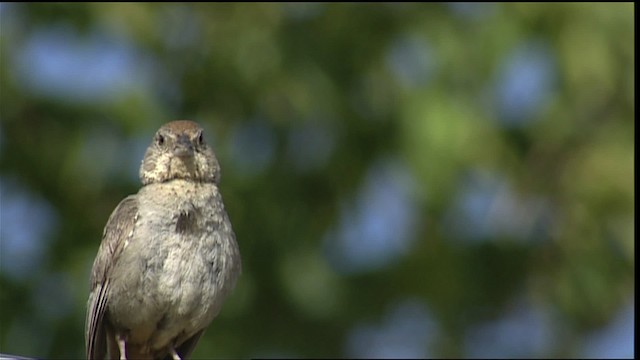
[169,346,182,360]
[116,333,128,360]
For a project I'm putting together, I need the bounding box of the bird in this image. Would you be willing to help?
[85,120,241,360]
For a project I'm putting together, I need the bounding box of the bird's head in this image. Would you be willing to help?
[139,120,220,185]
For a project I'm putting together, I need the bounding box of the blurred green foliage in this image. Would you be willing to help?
[0,3,634,358]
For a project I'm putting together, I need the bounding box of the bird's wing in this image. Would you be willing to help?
[86,195,139,360]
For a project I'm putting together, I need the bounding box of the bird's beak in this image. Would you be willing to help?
[173,135,195,158]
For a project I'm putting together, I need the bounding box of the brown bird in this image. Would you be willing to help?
[85,120,241,360]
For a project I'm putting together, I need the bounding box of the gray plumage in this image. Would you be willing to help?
[86,120,241,360]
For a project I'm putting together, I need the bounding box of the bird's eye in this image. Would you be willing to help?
[197,132,204,146]
[156,134,165,146]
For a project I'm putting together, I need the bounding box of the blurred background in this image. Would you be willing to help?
[0,3,634,359]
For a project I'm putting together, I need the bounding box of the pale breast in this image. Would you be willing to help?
[107,180,240,350]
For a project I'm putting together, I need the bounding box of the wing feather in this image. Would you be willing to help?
[86,195,139,360]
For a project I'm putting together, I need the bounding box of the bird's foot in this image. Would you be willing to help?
[169,347,182,360]
[116,333,128,360]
